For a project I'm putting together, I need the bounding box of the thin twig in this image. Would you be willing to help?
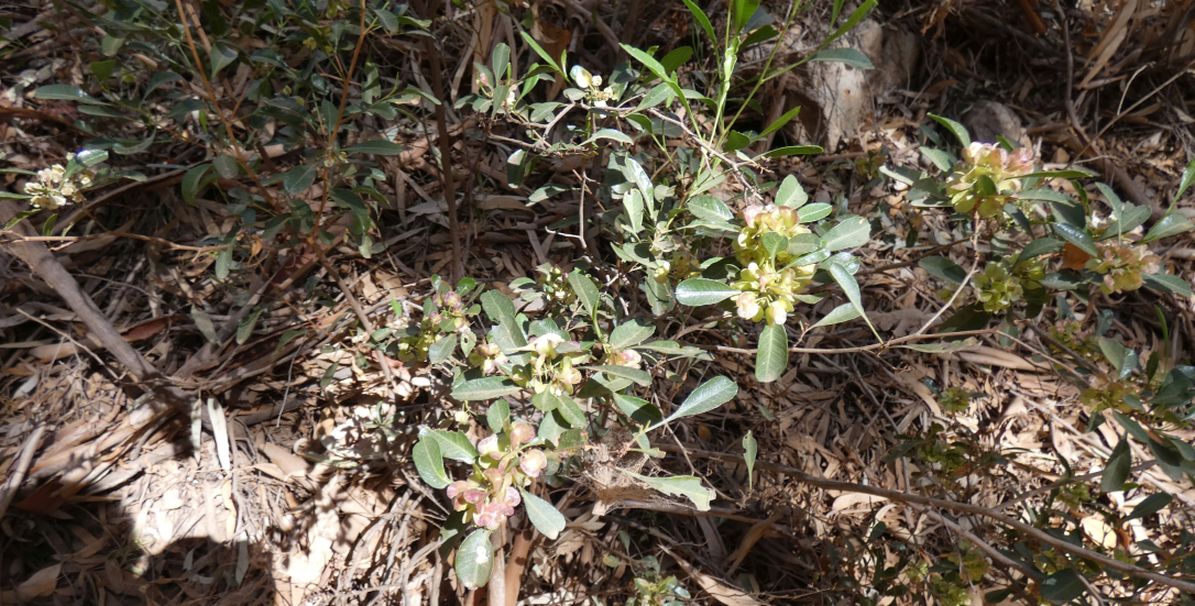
[0,426,47,519]
[665,445,1195,594]
[422,34,463,280]
[714,328,997,355]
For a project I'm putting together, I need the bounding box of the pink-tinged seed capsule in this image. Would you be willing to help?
[520,449,547,478]
[510,422,535,446]
[477,435,500,457]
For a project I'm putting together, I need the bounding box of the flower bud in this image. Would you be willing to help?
[531,333,564,358]
[735,292,761,321]
[766,300,788,325]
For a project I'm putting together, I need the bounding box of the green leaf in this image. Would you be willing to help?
[620,44,669,82]
[822,0,876,47]
[412,438,450,489]
[755,324,788,383]
[552,393,587,427]
[428,334,458,364]
[566,270,601,318]
[821,216,870,251]
[1052,223,1099,257]
[452,377,521,401]
[1127,493,1172,520]
[209,42,238,78]
[1142,212,1193,243]
[235,307,263,345]
[627,472,715,511]
[455,529,494,590]
[519,488,566,540]
[590,365,653,387]
[282,163,317,195]
[680,0,716,46]
[675,278,738,306]
[609,320,655,350]
[808,47,874,69]
[344,140,404,155]
[33,84,106,104]
[920,256,967,284]
[810,302,861,329]
[688,195,735,223]
[775,175,808,208]
[731,0,761,33]
[659,376,737,426]
[742,431,758,490]
[1101,438,1131,492]
[760,106,801,138]
[623,189,645,233]
[827,261,877,338]
[1173,157,1195,205]
[480,290,526,348]
[1018,168,1097,180]
[613,393,662,425]
[1096,337,1129,372]
[1144,273,1193,297]
[485,400,510,433]
[425,429,477,463]
[928,113,971,147]
[520,31,564,75]
[181,163,211,204]
[797,203,833,223]
[1039,569,1086,604]
[762,145,824,158]
[1016,237,1064,263]
[584,128,633,146]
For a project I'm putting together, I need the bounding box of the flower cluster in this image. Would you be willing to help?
[945,142,1035,218]
[446,421,548,530]
[730,204,817,325]
[393,290,469,362]
[973,258,1043,313]
[1088,242,1160,294]
[569,65,615,107]
[510,333,585,395]
[24,155,96,210]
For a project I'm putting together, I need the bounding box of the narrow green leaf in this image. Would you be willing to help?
[181,163,211,204]
[1052,223,1098,257]
[590,364,652,387]
[344,140,404,155]
[827,261,877,338]
[920,256,967,284]
[661,376,738,425]
[33,84,106,104]
[755,324,788,383]
[455,529,494,589]
[1127,493,1172,520]
[519,488,566,539]
[1142,212,1192,243]
[675,278,738,306]
[1101,438,1131,492]
[520,31,564,75]
[626,472,714,511]
[760,106,801,138]
[282,163,317,194]
[810,302,861,329]
[620,44,668,81]
[451,377,521,401]
[1173,157,1195,205]
[209,42,238,78]
[808,47,874,69]
[1039,569,1086,604]
[762,145,824,158]
[680,0,716,46]
[928,113,971,147]
[584,128,633,146]
[1144,273,1193,297]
